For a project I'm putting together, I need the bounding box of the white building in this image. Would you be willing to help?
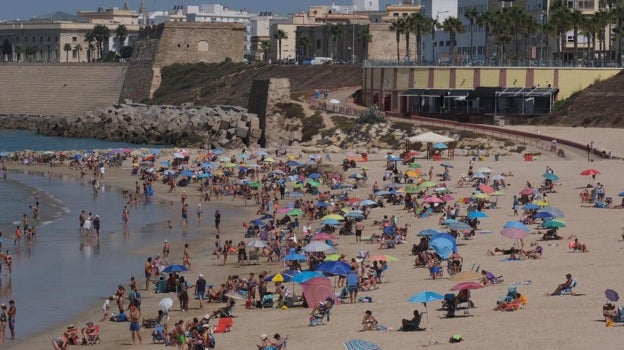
[420,0,458,64]
[354,0,380,11]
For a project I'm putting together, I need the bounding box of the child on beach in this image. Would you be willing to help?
[101,299,110,322]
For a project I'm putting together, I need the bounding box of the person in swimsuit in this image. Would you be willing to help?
[162,240,170,264]
[8,300,15,340]
[51,333,69,350]
[0,304,7,343]
[183,244,192,272]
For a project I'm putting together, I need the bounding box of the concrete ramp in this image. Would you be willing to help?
[0,63,127,117]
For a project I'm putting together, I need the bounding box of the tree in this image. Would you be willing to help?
[274,29,287,63]
[74,44,83,62]
[477,11,496,64]
[14,46,23,62]
[410,12,428,64]
[92,24,111,61]
[441,17,465,65]
[464,6,479,62]
[520,13,540,64]
[390,17,407,62]
[119,46,133,61]
[570,10,585,63]
[297,35,312,62]
[115,24,128,54]
[548,0,572,66]
[403,15,414,62]
[612,2,624,66]
[260,40,271,63]
[1,39,11,62]
[63,43,72,62]
[357,27,373,62]
[25,46,37,62]
[84,30,96,62]
[428,17,440,64]
[329,24,343,59]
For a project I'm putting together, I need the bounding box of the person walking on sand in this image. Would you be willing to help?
[181,203,189,228]
[128,304,142,345]
[0,303,7,343]
[183,244,192,272]
[163,240,170,264]
[215,209,222,234]
[13,226,21,246]
[197,203,203,224]
[93,215,101,236]
[7,300,15,340]
[5,251,12,274]
[122,206,130,225]
[144,257,153,291]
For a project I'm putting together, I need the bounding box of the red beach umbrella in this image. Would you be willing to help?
[450,281,484,291]
[580,169,600,176]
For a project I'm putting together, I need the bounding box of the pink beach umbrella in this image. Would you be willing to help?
[312,233,336,241]
[450,281,484,291]
[478,184,495,194]
[424,196,444,203]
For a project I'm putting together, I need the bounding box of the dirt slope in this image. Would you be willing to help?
[148,62,362,107]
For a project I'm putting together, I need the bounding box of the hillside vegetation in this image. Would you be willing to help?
[149,62,362,107]
[531,70,624,127]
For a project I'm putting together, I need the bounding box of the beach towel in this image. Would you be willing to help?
[213,317,233,333]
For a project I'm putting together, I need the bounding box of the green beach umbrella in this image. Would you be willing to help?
[287,209,304,216]
[419,181,437,188]
[408,163,422,168]
[307,179,321,187]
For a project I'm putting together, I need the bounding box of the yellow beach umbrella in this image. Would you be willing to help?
[321,214,345,221]
[406,170,420,178]
[264,157,276,162]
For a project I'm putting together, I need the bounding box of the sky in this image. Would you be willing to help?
[2,0,358,21]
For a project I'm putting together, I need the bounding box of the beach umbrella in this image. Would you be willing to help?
[467,211,488,219]
[283,253,307,262]
[374,190,395,196]
[198,173,211,179]
[287,192,304,198]
[292,271,325,284]
[181,170,194,177]
[321,214,344,221]
[264,273,292,283]
[605,289,620,302]
[619,191,624,197]
[449,271,482,282]
[424,196,444,203]
[542,218,567,228]
[403,185,421,194]
[433,143,448,149]
[534,211,554,219]
[492,174,505,180]
[500,228,530,240]
[369,254,399,262]
[491,191,505,196]
[324,253,342,261]
[383,183,403,188]
[519,188,536,195]
[246,240,267,248]
[472,192,489,199]
[406,170,420,178]
[211,148,224,155]
[534,200,549,207]
[387,156,402,162]
[580,169,600,176]
[344,211,364,219]
[316,261,351,276]
[417,228,443,236]
[307,179,321,187]
[450,281,484,291]
[158,297,174,312]
[441,162,454,168]
[302,241,335,253]
[359,199,378,207]
[256,150,269,156]
[523,203,540,210]
[472,172,487,179]
[264,157,276,162]
[321,219,340,226]
[312,233,336,241]
[301,276,337,309]
[540,206,565,218]
[503,221,530,231]
[286,209,304,216]
[419,181,437,188]
[477,167,492,174]
[163,169,176,176]
[408,163,422,168]
[429,235,456,259]
[442,194,455,202]
[478,184,495,194]
[407,291,444,325]
[315,201,331,207]
[308,173,322,179]
[447,221,472,231]
[543,173,560,181]
[162,264,188,273]
[344,339,382,350]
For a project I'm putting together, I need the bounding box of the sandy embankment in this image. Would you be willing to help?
[6,125,624,349]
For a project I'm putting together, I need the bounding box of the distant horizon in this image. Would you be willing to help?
[1,0,361,21]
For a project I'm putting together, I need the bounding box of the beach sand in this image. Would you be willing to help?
[5,127,624,350]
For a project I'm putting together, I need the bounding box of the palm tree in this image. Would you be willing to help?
[63,43,72,62]
[74,44,83,62]
[520,13,540,65]
[115,24,128,54]
[464,6,479,62]
[329,24,343,60]
[594,9,611,65]
[428,17,440,64]
[570,10,585,64]
[491,9,513,63]
[14,46,23,62]
[612,2,624,66]
[274,29,287,63]
[477,11,496,64]
[260,40,271,63]
[410,12,428,64]
[403,15,414,62]
[92,24,111,61]
[390,17,407,62]
[297,36,311,62]
[357,27,373,62]
[84,30,96,62]
[549,0,572,65]
[508,7,526,64]
[441,17,465,65]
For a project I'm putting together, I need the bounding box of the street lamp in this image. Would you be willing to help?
[540,10,546,66]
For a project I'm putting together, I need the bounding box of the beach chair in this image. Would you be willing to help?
[247,249,260,265]
[215,300,236,318]
[309,297,334,326]
[152,325,165,344]
[261,293,274,309]
[560,278,577,296]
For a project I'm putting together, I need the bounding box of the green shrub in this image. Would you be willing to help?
[358,106,385,124]
[302,112,325,142]
[276,103,305,120]
[392,121,413,133]
[332,115,357,133]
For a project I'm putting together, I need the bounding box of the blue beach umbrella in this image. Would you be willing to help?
[417,228,443,236]
[181,170,194,177]
[308,173,322,179]
[283,253,307,262]
[503,221,530,231]
[359,199,378,207]
[542,173,559,181]
[540,206,565,218]
[162,264,188,273]
[287,192,304,197]
[523,203,540,210]
[446,221,472,231]
[316,261,351,276]
[281,270,301,279]
[286,160,301,167]
[534,211,553,219]
[407,290,444,325]
[467,211,488,219]
[322,219,340,226]
[292,271,324,284]
[429,233,457,259]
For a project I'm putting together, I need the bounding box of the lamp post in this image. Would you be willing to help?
[540,11,545,66]
[351,23,356,64]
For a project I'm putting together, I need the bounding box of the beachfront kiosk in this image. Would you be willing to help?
[407,131,456,160]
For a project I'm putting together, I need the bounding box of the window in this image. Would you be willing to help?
[25,37,28,42]
[40,36,43,42]
[316,39,321,49]
[73,36,77,42]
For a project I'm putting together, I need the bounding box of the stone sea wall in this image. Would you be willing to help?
[0,103,263,149]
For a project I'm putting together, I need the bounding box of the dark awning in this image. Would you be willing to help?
[444,89,472,97]
[399,88,426,96]
[467,87,499,99]
[496,86,558,97]
[421,89,450,97]
[526,87,559,97]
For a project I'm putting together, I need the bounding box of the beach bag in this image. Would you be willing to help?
[208,333,216,348]
[449,334,463,343]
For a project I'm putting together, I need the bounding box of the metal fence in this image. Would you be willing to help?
[363,59,623,69]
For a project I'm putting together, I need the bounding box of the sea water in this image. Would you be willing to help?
[0,131,223,338]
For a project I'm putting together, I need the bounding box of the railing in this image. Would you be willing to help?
[363,59,623,69]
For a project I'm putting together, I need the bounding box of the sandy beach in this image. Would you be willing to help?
[4,125,624,350]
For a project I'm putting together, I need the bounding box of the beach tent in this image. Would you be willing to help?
[407,132,455,160]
